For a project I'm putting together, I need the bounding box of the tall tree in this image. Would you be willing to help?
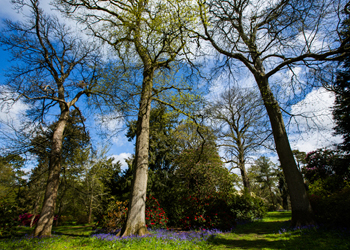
[333,12,350,153]
[0,0,101,236]
[57,0,196,236]
[29,110,91,226]
[126,104,180,172]
[195,0,348,226]
[208,86,270,193]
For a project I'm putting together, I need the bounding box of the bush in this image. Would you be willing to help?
[303,148,350,226]
[174,193,235,230]
[0,197,24,236]
[18,213,40,227]
[98,197,168,232]
[308,183,350,226]
[98,200,128,232]
[145,196,168,229]
[170,191,267,230]
[229,193,267,221]
[303,148,349,191]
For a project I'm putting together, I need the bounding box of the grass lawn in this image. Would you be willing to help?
[208,211,350,249]
[1,212,349,249]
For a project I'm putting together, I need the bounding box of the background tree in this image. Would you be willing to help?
[208,86,270,193]
[0,0,101,236]
[195,0,348,226]
[58,0,198,236]
[0,154,26,202]
[292,150,307,172]
[75,148,122,224]
[276,167,290,210]
[173,143,235,199]
[248,156,279,210]
[303,148,350,226]
[333,12,350,153]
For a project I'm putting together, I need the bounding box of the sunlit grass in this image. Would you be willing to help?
[1,212,349,249]
[208,211,350,249]
[0,231,214,250]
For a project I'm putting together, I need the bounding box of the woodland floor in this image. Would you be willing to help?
[1,212,349,249]
[208,211,350,249]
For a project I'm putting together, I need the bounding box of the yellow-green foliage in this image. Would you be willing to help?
[100,200,128,232]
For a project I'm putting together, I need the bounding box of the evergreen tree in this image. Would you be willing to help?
[249,156,279,210]
[333,14,350,153]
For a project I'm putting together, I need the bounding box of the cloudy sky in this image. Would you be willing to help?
[0,0,344,173]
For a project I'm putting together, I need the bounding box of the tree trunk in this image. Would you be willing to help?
[120,67,154,237]
[33,109,69,237]
[30,193,41,228]
[282,193,289,210]
[88,183,93,224]
[238,151,250,193]
[55,201,61,227]
[266,176,276,209]
[255,74,314,226]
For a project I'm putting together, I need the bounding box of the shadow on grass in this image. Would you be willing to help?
[206,212,293,249]
[53,232,90,238]
[233,221,290,235]
[52,225,95,238]
[208,237,288,249]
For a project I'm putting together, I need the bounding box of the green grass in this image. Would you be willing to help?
[1,212,349,249]
[208,211,350,249]
[0,233,210,250]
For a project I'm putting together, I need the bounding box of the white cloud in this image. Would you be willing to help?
[1,1,57,21]
[0,86,30,133]
[110,152,133,171]
[288,88,342,153]
[94,111,128,146]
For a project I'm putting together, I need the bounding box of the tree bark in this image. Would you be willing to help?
[33,109,69,237]
[30,192,41,228]
[238,150,250,193]
[88,183,93,224]
[239,165,251,193]
[254,73,314,226]
[120,67,154,237]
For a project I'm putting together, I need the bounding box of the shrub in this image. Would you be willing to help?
[303,148,349,191]
[99,200,128,232]
[174,193,235,230]
[98,197,168,232]
[308,183,350,226]
[0,197,24,236]
[303,148,350,226]
[18,213,40,227]
[145,196,168,229]
[229,193,267,221]
[170,191,266,230]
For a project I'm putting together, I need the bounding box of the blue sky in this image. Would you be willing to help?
[0,53,135,171]
[0,0,344,174]
[0,1,137,170]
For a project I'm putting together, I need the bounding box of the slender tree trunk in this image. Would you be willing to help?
[30,193,41,228]
[238,151,250,193]
[254,73,314,226]
[266,176,276,209]
[34,109,69,237]
[120,67,154,237]
[55,201,61,227]
[282,193,289,210]
[88,184,93,224]
[56,178,68,226]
